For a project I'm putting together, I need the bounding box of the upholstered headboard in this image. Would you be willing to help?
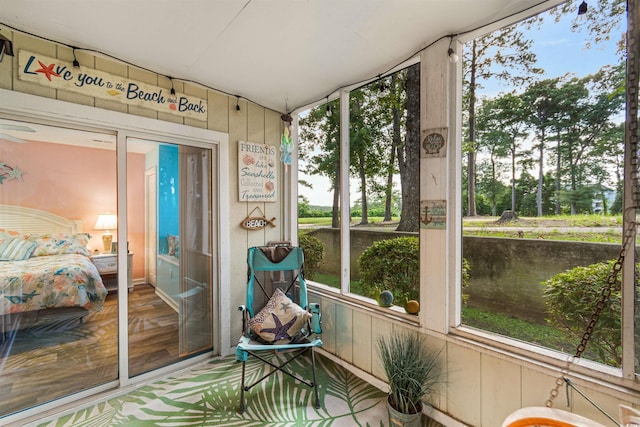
[0,204,82,234]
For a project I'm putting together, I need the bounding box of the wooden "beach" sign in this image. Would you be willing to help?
[240,207,276,230]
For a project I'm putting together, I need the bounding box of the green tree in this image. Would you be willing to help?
[475,93,528,214]
[514,171,538,216]
[385,73,405,222]
[299,99,341,227]
[598,123,624,214]
[463,19,542,216]
[551,0,625,54]
[298,195,311,218]
[396,63,421,231]
[521,78,565,216]
[475,101,510,216]
[560,69,623,213]
[350,84,391,225]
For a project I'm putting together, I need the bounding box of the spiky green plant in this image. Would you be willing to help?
[377,331,443,414]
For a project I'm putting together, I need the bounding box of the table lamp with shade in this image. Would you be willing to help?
[94,213,117,253]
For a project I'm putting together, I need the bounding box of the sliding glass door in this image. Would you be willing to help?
[0,118,218,418]
[127,138,215,377]
[178,145,213,356]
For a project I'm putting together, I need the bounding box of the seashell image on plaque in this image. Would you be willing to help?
[421,128,447,158]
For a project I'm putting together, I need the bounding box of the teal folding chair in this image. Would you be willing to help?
[235,245,322,414]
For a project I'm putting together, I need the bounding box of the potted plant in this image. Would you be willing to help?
[377,330,443,427]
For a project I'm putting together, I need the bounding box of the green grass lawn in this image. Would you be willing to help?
[462,229,622,243]
[299,216,399,226]
[300,214,628,244]
[310,272,368,296]
[462,214,622,228]
[300,213,622,227]
[462,307,575,353]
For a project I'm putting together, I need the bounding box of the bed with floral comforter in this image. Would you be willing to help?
[0,253,107,315]
[0,229,108,317]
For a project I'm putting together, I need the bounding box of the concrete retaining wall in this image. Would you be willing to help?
[306,228,626,323]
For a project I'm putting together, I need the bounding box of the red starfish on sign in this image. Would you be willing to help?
[34,60,60,81]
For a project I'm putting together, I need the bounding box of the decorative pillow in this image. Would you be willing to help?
[167,234,180,257]
[0,228,26,246]
[0,237,37,261]
[29,232,91,257]
[248,288,312,344]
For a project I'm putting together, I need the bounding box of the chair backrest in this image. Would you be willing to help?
[246,246,308,317]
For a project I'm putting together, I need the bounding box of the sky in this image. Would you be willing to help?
[298,2,623,207]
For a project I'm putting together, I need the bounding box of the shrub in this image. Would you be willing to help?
[542,260,630,367]
[299,233,325,280]
[358,237,420,303]
[358,236,472,306]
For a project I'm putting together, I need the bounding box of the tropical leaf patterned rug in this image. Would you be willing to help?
[38,353,390,426]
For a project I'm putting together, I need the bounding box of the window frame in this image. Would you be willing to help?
[448,5,639,387]
[295,67,426,321]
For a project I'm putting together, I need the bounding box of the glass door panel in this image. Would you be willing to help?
[0,118,118,416]
[179,145,212,355]
[126,138,214,377]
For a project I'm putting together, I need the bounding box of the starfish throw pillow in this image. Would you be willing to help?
[248,288,312,344]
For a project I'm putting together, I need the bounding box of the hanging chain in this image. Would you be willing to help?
[546,0,640,408]
[545,229,634,407]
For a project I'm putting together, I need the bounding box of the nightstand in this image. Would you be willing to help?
[91,253,134,292]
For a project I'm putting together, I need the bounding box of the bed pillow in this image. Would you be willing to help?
[0,228,26,245]
[29,232,91,257]
[0,237,37,261]
[248,288,311,344]
[167,234,180,257]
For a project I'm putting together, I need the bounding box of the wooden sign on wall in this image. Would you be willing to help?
[240,207,276,230]
[421,127,447,158]
[238,141,277,202]
[420,200,446,229]
[18,50,207,121]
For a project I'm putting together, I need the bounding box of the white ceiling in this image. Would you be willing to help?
[1,0,556,114]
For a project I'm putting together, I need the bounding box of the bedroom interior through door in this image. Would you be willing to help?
[0,117,119,417]
[0,118,218,418]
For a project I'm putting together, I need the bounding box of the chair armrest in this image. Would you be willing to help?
[238,305,249,335]
[308,303,322,335]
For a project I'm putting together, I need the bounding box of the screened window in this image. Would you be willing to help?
[459,0,633,372]
[298,63,421,314]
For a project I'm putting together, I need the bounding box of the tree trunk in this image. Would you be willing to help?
[537,141,544,217]
[331,160,340,228]
[555,132,561,215]
[568,138,576,214]
[491,157,497,216]
[385,76,400,222]
[396,63,420,232]
[467,40,478,217]
[498,210,519,222]
[359,156,369,225]
[511,141,516,212]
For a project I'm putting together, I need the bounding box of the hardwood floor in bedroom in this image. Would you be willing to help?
[0,284,179,417]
